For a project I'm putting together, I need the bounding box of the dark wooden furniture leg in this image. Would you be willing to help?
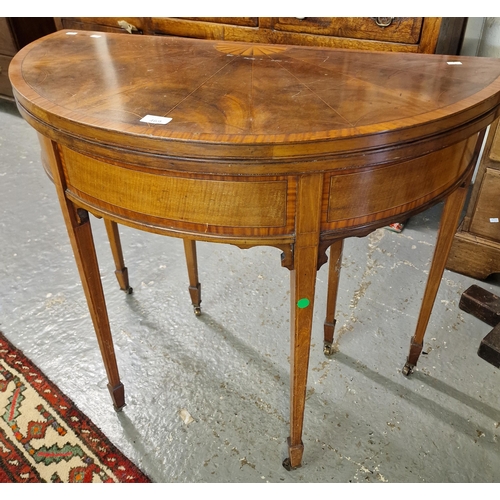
[323,240,344,356]
[104,219,133,294]
[459,285,500,327]
[459,285,500,367]
[41,136,125,410]
[183,239,202,316]
[284,174,323,471]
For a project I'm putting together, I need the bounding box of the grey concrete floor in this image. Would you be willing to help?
[1,97,500,483]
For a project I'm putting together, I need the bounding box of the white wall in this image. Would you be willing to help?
[478,18,500,57]
[461,17,500,57]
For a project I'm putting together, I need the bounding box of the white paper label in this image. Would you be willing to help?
[447,61,462,65]
[140,115,172,125]
[490,218,499,223]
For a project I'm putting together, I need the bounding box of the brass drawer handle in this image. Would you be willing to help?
[373,17,394,27]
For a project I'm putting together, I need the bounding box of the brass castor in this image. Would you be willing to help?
[323,342,335,357]
[194,306,202,316]
[282,457,300,471]
[402,362,414,376]
[124,286,133,295]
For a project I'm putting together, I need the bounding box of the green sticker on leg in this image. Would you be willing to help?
[297,298,310,309]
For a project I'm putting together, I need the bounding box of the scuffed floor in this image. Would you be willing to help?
[1,98,500,483]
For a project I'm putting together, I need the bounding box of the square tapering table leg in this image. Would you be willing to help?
[39,135,125,411]
[403,131,485,375]
[285,173,323,470]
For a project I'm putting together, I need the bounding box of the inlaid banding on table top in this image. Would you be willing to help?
[60,147,290,229]
[215,42,288,56]
[10,30,500,152]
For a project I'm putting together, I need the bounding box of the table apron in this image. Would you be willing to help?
[50,135,478,244]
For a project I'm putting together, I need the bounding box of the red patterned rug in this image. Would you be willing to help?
[0,332,150,483]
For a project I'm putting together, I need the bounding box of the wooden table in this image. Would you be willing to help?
[9,30,500,470]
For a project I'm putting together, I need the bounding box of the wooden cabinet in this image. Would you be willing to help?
[0,18,56,100]
[447,119,500,279]
[54,17,466,55]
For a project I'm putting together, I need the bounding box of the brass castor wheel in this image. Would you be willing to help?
[124,286,133,295]
[323,342,335,357]
[402,362,414,376]
[194,306,202,316]
[282,458,297,471]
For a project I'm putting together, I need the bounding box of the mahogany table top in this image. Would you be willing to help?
[9,30,500,164]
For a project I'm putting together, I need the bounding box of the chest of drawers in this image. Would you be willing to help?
[54,17,466,54]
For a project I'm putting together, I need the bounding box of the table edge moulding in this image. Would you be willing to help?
[8,30,500,470]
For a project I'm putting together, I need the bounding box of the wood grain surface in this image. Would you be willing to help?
[9,30,500,470]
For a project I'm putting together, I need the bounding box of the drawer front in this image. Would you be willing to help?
[60,147,294,238]
[0,54,14,97]
[271,17,423,44]
[469,168,500,241]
